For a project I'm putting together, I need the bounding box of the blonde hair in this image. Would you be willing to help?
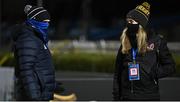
[120,25,147,54]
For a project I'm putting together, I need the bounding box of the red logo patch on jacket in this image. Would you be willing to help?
[147,43,155,51]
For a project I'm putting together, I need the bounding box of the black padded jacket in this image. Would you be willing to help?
[13,24,56,101]
[113,33,176,101]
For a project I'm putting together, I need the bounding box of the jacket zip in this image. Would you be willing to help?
[154,79,157,85]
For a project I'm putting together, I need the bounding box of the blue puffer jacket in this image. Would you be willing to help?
[13,23,55,101]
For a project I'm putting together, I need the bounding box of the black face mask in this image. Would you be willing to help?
[126,23,139,49]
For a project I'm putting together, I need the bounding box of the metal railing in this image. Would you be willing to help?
[48,40,180,53]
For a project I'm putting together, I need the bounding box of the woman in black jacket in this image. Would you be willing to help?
[13,5,56,100]
[113,2,176,101]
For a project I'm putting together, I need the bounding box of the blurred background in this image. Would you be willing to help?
[0,0,180,101]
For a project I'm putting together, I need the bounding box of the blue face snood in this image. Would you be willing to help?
[26,19,49,45]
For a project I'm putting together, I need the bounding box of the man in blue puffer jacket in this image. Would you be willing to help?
[13,5,56,100]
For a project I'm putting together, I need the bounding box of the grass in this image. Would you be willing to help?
[0,51,180,75]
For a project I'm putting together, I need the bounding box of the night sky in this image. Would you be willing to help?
[1,0,180,41]
[1,0,180,23]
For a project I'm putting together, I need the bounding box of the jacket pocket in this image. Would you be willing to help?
[34,71,45,93]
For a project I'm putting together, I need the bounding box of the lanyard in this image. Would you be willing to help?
[132,48,138,63]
